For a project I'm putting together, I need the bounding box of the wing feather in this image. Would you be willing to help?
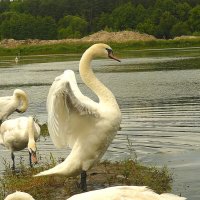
[47,70,99,148]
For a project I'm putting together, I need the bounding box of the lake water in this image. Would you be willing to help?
[0,47,200,199]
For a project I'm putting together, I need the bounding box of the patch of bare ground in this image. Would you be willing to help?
[0,31,156,48]
[81,30,156,42]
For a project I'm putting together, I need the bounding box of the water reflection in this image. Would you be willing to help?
[0,49,200,199]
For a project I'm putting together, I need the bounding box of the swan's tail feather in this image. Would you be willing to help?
[34,170,55,177]
[160,193,187,200]
[34,155,80,178]
[34,164,63,177]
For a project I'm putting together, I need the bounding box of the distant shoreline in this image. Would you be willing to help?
[0,31,200,56]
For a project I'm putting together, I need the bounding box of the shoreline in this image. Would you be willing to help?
[0,31,200,56]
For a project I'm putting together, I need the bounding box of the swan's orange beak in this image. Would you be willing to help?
[31,151,38,164]
[108,52,121,62]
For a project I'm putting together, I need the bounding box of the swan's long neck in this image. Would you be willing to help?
[14,90,28,112]
[79,49,118,107]
[27,117,35,146]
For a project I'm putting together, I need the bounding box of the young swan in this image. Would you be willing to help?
[0,116,40,169]
[4,191,35,200]
[0,89,28,124]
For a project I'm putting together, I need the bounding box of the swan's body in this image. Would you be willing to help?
[35,44,121,190]
[0,116,40,169]
[67,186,186,200]
[4,191,35,200]
[3,186,186,200]
[0,89,28,124]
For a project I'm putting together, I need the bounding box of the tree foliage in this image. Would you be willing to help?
[58,15,88,39]
[0,0,199,39]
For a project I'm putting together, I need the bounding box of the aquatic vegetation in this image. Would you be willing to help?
[39,123,49,137]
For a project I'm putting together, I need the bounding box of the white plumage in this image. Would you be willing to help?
[67,186,187,200]
[3,186,186,200]
[4,191,35,200]
[0,89,28,123]
[35,44,121,190]
[0,116,40,168]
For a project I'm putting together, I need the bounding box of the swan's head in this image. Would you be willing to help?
[28,141,38,164]
[13,89,29,113]
[89,43,121,62]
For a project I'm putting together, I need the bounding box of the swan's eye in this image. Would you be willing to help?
[106,48,113,55]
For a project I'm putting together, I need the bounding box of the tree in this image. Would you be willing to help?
[0,13,35,39]
[110,2,136,30]
[155,0,176,15]
[95,13,113,31]
[188,5,200,32]
[35,16,57,39]
[58,15,88,39]
[156,11,177,38]
[0,0,199,39]
[0,12,57,39]
[9,0,23,13]
[170,22,191,37]
[134,4,147,25]
[136,19,157,36]
[0,1,10,14]
[175,2,191,21]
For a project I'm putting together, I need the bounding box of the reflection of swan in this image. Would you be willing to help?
[67,186,187,200]
[4,191,35,200]
[4,186,186,200]
[35,43,121,191]
[0,116,40,169]
[0,89,29,124]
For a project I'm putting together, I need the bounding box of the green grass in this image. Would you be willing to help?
[0,38,200,56]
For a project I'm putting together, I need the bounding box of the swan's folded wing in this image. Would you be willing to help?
[47,70,99,148]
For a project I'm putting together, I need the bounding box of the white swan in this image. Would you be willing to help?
[35,43,122,191]
[0,116,40,169]
[4,191,35,200]
[67,186,187,200]
[0,89,29,124]
[15,56,19,64]
[3,186,186,200]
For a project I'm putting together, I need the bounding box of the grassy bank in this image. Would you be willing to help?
[0,158,172,200]
[0,38,200,56]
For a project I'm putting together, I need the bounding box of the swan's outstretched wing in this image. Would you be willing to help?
[47,70,99,148]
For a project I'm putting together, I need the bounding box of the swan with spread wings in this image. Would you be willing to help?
[35,43,122,191]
